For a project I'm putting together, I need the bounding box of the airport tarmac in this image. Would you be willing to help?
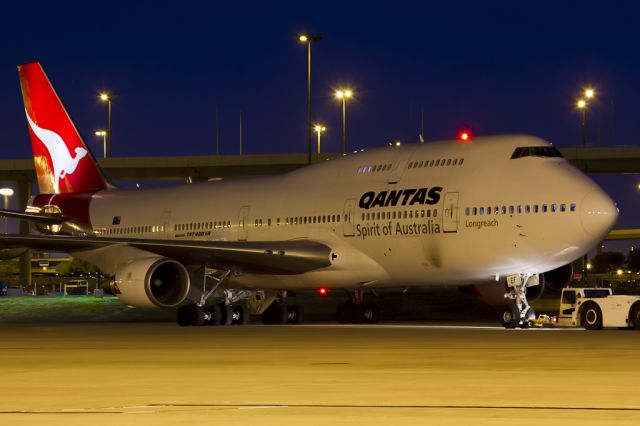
[1,323,640,425]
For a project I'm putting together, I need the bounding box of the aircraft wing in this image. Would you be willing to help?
[0,234,333,274]
[0,209,66,225]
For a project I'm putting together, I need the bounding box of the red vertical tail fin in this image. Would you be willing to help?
[18,62,108,194]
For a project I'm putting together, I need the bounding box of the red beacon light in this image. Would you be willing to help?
[317,287,329,296]
[457,130,472,142]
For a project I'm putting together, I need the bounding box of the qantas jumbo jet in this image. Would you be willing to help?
[0,62,618,328]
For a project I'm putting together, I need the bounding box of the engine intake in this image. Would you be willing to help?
[113,257,190,308]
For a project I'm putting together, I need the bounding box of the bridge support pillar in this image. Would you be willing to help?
[17,179,32,290]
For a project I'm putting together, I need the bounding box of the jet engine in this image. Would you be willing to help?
[111,257,190,308]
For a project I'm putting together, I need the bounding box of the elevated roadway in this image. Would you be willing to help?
[1,147,640,183]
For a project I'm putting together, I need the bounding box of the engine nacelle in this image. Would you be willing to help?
[542,263,573,292]
[112,257,190,308]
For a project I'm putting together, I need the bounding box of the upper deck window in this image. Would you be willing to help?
[511,146,563,159]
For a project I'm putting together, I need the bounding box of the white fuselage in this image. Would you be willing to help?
[85,135,617,291]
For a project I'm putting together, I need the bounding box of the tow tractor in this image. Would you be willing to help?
[554,287,640,330]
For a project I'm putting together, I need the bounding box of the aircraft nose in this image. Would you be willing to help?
[580,190,618,238]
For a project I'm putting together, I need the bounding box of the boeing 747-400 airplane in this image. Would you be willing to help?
[0,62,618,328]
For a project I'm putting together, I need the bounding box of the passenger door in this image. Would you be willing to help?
[442,192,459,233]
[238,205,250,241]
[343,199,356,237]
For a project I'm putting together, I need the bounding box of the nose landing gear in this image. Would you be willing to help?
[501,273,538,329]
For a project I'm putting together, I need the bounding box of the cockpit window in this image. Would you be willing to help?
[511,146,564,159]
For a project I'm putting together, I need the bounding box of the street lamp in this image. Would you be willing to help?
[335,89,353,155]
[0,188,14,234]
[298,33,323,165]
[99,92,112,157]
[576,88,596,148]
[577,99,587,147]
[95,130,107,158]
[314,124,326,154]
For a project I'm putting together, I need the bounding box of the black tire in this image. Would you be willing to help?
[177,305,192,327]
[287,304,303,324]
[191,305,206,326]
[500,303,520,329]
[519,307,535,329]
[273,303,289,324]
[363,304,380,324]
[232,304,250,325]
[581,302,603,330]
[629,303,640,330]
[206,304,222,326]
[351,304,365,324]
[336,303,350,324]
[219,303,233,326]
[262,303,288,325]
[336,302,364,324]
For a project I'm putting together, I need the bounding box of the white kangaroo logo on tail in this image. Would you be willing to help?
[25,110,88,194]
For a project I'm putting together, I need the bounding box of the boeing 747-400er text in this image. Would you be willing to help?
[0,62,618,327]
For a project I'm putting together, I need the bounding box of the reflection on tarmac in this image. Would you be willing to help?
[1,323,639,425]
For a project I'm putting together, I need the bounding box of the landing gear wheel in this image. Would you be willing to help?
[500,303,520,329]
[630,303,640,330]
[205,304,222,326]
[231,304,250,325]
[191,305,206,326]
[581,302,603,330]
[287,305,303,324]
[262,303,288,324]
[363,304,380,323]
[177,305,192,327]
[521,307,536,329]
[336,303,350,324]
[336,302,364,324]
[219,303,234,326]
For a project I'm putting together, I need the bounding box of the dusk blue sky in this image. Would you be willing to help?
[0,0,639,236]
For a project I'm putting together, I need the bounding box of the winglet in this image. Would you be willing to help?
[18,62,108,194]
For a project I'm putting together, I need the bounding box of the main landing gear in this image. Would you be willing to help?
[261,291,303,325]
[177,302,250,327]
[336,288,380,324]
[500,273,538,329]
[177,270,251,327]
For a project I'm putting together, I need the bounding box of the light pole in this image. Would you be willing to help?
[95,130,107,158]
[99,93,112,157]
[577,99,587,147]
[577,88,596,148]
[335,89,353,155]
[314,124,326,154]
[0,188,14,234]
[298,33,323,165]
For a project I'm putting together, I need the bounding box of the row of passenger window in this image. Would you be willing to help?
[357,163,393,174]
[100,225,165,236]
[361,209,438,221]
[408,158,464,169]
[281,214,341,225]
[102,213,346,236]
[252,215,342,227]
[175,221,232,232]
[465,203,577,216]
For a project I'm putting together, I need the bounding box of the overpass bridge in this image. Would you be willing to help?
[2,147,640,185]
